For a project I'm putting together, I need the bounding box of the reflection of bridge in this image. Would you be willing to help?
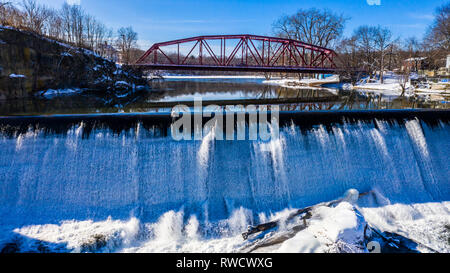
[134,35,338,73]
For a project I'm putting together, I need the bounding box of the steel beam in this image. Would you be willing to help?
[134,34,341,72]
[134,64,339,74]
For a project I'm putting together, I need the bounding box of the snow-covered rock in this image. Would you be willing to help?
[9,74,26,78]
[276,202,367,253]
[263,75,340,89]
[39,88,82,98]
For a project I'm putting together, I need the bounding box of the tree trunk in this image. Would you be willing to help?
[380,52,384,84]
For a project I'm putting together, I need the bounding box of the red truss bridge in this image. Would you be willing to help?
[134,34,339,73]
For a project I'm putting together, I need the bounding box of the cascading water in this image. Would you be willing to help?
[0,113,449,253]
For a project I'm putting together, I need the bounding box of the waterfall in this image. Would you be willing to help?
[0,116,448,228]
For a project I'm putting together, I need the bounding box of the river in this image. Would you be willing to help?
[0,77,449,253]
[0,78,448,115]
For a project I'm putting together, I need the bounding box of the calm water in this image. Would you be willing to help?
[0,78,448,116]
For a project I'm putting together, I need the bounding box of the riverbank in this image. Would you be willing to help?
[0,26,147,99]
[263,73,450,100]
[263,75,340,88]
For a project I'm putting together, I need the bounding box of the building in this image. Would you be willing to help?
[402,57,427,72]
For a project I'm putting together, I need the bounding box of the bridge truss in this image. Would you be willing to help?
[135,34,338,73]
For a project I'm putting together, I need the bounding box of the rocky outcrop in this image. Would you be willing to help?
[0,26,147,99]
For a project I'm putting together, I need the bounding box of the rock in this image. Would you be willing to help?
[1,242,20,253]
[0,26,147,99]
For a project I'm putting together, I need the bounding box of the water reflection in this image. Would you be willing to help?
[0,78,448,116]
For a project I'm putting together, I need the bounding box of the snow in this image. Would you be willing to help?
[0,25,15,31]
[0,217,141,253]
[39,88,82,98]
[276,231,324,253]
[1,183,445,253]
[275,202,366,253]
[360,201,450,253]
[115,81,130,87]
[405,57,427,62]
[263,75,340,89]
[9,74,26,78]
[353,76,449,98]
[61,52,72,57]
[3,198,446,253]
[352,73,412,95]
[155,75,266,79]
[115,93,129,98]
[261,72,448,99]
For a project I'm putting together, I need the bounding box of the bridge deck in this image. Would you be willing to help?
[133,64,339,74]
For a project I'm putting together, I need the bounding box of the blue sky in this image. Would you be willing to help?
[37,0,446,49]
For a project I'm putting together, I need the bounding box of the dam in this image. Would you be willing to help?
[0,110,448,253]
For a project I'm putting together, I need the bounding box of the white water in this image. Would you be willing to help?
[0,118,448,252]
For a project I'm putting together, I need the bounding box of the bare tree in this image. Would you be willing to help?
[1,0,141,63]
[353,25,377,75]
[59,3,85,47]
[423,2,449,70]
[398,66,411,96]
[60,3,73,43]
[425,2,450,51]
[71,4,84,47]
[0,1,14,25]
[273,8,347,48]
[336,37,362,84]
[21,0,51,35]
[44,8,63,40]
[92,21,105,52]
[0,0,11,10]
[84,13,95,49]
[404,37,421,72]
[116,26,138,64]
[373,26,393,83]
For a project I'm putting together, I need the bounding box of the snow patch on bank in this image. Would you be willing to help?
[9,74,26,78]
[263,75,340,89]
[38,88,83,98]
[155,75,267,79]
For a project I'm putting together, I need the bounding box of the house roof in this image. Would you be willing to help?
[405,57,427,62]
